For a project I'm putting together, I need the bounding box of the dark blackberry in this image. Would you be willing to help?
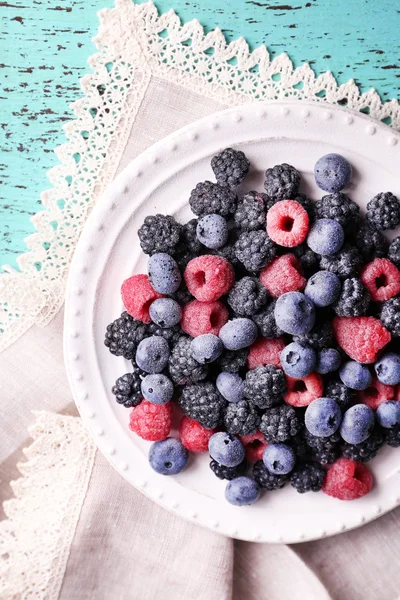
[178,382,226,429]
[146,322,182,347]
[111,367,144,408]
[315,192,360,232]
[293,320,333,351]
[260,404,302,443]
[252,300,283,338]
[244,365,286,409]
[385,425,400,447]
[210,459,246,481]
[234,191,267,232]
[292,242,319,271]
[352,223,387,262]
[324,378,355,409]
[253,460,288,490]
[319,243,363,278]
[293,193,316,220]
[174,247,196,271]
[228,277,268,317]
[234,230,277,271]
[181,218,203,253]
[224,400,260,435]
[304,430,341,465]
[264,163,300,200]
[171,284,194,305]
[341,426,385,462]
[189,181,237,217]
[290,462,326,493]
[333,277,370,317]
[211,147,250,187]
[388,236,400,268]
[168,336,208,385]
[211,231,241,268]
[288,432,309,459]
[138,214,181,255]
[380,296,400,337]
[104,312,147,360]
[367,192,400,231]
[218,348,248,372]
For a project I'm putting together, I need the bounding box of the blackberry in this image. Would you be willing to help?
[211,147,250,188]
[234,191,267,231]
[228,277,268,317]
[288,431,309,459]
[138,214,181,255]
[292,242,319,271]
[367,192,400,231]
[104,312,147,360]
[341,426,385,462]
[253,460,288,490]
[171,285,194,305]
[211,231,241,267]
[385,425,400,447]
[178,382,226,429]
[218,348,248,372]
[174,247,196,271]
[111,368,144,408]
[293,320,333,351]
[182,218,203,253]
[333,277,370,317]
[146,322,182,347]
[304,430,341,465]
[315,192,360,232]
[235,230,277,271]
[324,378,355,409]
[319,243,363,278]
[264,163,300,200]
[293,193,316,220]
[210,459,246,481]
[260,404,302,443]
[224,400,260,435]
[352,223,387,262]
[189,181,237,217]
[380,296,400,337]
[168,336,208,385]
[252,300,283,338]
[290,462,326,493]
[244,365,286,409]
[388,236,400,268]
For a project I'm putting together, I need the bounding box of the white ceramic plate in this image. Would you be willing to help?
[64,101,400,544]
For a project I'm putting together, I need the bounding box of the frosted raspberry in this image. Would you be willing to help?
[360,258,400,302]
[333,316,391,364]
[357,375,395,409]
[179,416,216,453]
[184,255,235,302]
[247,337,286,369]
[322,458,373,501]
[121,274,163,324]
[260,254,306,297]
[129,400,172,441]
[239,431,268,462]
[266,200,309,247]
[181,300,228,337]
[284,373,324,407]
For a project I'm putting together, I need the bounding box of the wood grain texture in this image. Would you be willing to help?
[1,0,400,269]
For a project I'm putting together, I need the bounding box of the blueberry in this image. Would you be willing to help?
[219,318,258,350]
[149,298,182,328]
[141,374,174,404]
[280,342,316,378]
[374,352,400,386]
[304,270,341,307]
[376,400,400,429]
[208,432,245,467]
[316,348,341,374]
[339,361,372,390]
[274,292,315,336]
[314,153,352,193]
[340,404,375,444]
[225,476,261,506]
[135,335,170,373]
[190,334,223,364]
[307,219,345,256]
[148,252,181,294]
[305,397,342,437]
[216,372,244,403]
[149,438,189,475]
[263,443,296,475]
[196,214,229,249]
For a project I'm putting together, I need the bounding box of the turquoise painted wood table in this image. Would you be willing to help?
[1,0,400,269]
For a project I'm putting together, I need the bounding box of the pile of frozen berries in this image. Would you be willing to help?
[105,148,400,506]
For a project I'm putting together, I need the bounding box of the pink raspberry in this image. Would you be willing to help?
[333,316,391,364]
[247,337,286,370]
[184,255,235,302]
[121,274,163,324]
[259,254,306,297]
[239,432,268,462]
[284,373,324,407]
[129,400,172,441]
[360,258,400,302]
[322,458,373,501]
[179,416,216,453]
[181,299,228,337]
[357,375,395,409]
[266,200,309,247]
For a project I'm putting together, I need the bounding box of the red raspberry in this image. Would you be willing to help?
[266,200,309,247]
[181,299,228,337]
[247,337,286,370]
[395,386,400,401]
[357,375,395,409]
[121,274,163,324]
[284,373,324,407]
[259,254,306,297]
[184,255,235,302]
[360,258,400,302]
[129,400,172,441]
[179,416,216,452]
[322,458,373,501]
[239,431,268,462]
[333,316,391,364]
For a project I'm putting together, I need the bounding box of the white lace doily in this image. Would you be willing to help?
[1,0,400,352]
